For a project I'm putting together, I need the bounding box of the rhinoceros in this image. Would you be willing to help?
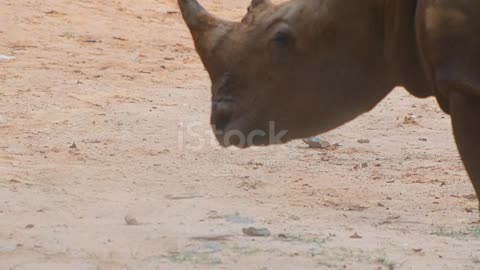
[178,0,480,205]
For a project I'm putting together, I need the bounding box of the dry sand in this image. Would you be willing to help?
[0,0,479,269]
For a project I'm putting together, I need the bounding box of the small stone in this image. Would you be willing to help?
[0,245,17,252]
[242,227,271,237]
[350,233,362,239]
[113,36,128,41]
[357,139,370,144]
[0,54,15,61]
[225,214,255,224]
[361,162,368,168]
[124,215,139,226]
[462,194,477,201]
[25,224,35,229]
[190,235,231,241]
[404,114,419,125]
[289,215,301,221]
[69,143,77,149]
[303,136,331,149]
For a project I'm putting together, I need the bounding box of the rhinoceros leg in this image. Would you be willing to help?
[450,92,480,210]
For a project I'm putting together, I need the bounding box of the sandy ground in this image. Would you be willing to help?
[1,0,479,269]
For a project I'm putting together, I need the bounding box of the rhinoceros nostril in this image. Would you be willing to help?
[212,101,233,131]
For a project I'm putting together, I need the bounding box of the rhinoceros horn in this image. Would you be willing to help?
[178,0,233,72]
[178,0,228,34]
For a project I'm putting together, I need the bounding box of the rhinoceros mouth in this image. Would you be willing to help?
[211,110,290,148]
[211,113,259,148]
[212,126,270,148]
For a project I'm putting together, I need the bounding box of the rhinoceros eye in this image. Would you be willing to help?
[271,30,292,49]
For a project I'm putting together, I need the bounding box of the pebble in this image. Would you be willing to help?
[404,114,420,125]
[124,215,139,226]
[242,227,271,237]
[0,115,10,124]
[0,54,15,61]
[357,139,370,144]
[225,214,255,224]
[165,193,202,200]
[350,233,363,239]
[302,136,331,149]
[0,246,17,252]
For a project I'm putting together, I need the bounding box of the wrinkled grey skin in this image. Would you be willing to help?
[179,0,480,207]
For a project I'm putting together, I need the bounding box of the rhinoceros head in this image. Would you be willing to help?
[179,0,394,147]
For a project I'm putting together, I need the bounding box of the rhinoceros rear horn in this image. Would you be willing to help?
[178,0,223,33]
